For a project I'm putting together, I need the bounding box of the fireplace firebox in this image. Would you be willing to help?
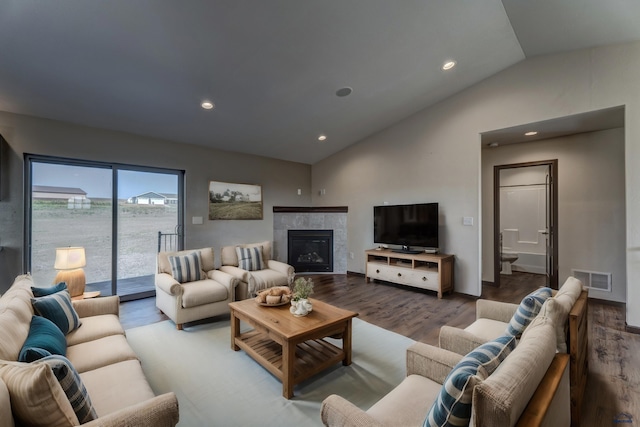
[288,230,333,273]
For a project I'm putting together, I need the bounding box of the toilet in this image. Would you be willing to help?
[500,252,519,275]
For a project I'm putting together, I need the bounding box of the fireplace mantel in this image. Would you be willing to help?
[273,206,348,213]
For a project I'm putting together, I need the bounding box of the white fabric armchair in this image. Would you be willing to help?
[155,247,237,330]
[219,241,295,300]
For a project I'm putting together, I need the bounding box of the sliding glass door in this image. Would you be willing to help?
[26,156,184,301]
[116,169,180,298]
[29,162,113,288]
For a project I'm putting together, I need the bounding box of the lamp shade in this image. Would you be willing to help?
[54,247,86,270]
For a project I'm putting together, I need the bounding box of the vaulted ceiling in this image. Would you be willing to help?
[1,1,639,164]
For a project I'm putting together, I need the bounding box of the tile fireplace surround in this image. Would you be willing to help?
[273,206,348,274]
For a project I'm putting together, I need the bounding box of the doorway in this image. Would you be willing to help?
[493,160,558,289]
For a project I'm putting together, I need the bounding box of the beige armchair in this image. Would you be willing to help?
[156,247,237,330]
[321,317,570,427]
[438,277,587,426]
[219,241,294,300]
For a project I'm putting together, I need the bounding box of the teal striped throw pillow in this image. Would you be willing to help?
[168,252,205,283]
[424,335,516,427]
[236,246,265,271]
[31,290,82,335]
[505,287,552,337]
[40,355,98,424]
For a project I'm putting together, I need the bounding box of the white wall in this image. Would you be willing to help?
[0,112,312,291]
[482,129,626,302]
[311,42,639,325]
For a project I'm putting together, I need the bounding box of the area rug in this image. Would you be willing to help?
[126,318,415,427]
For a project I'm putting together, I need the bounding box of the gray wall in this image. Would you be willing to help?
[0,111,311,292]
[311,41,640,326]
[2,42,639,327]
[481,128,626,302]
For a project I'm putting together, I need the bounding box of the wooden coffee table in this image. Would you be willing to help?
[229,298,358,399]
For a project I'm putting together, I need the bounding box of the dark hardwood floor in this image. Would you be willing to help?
[119,271,639,426]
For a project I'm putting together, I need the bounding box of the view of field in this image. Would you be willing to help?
[31,199,177,292]
[208,201,262,220]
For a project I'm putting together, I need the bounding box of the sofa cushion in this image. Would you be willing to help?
[473,316,557,427]
[0,360,79,426]
[250,269,291,296]
[32,282,67,297]
[555,276,583,313]
[505,287,552,337]
[66,314,125,347]
[424,334,516,427]
[367,374,442,426]
[168,252,206,283]
[40,355,98,424]
[0,379,12,427]
[463,318,506,343]
[221,241,271,266]
[31,290,82,335]
[539,298,571,352]
[18,316,66,362]
[80,360,156,417]
[236,246,265,271]
[0,275,36,361]
[181,279,230,308]
[158,247,215,275]
[67,334,138,373]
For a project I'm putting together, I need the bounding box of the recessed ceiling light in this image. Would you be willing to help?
[442,60,456,71]
[524,131,538,136]
[318,135,327,141]
[201,101,215,110]
[336,87,353,97]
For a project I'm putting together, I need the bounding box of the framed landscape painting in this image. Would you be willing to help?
[208,181,263,220]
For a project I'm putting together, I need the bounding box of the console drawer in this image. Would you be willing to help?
[365,249,454,299]
[367,263,439,291]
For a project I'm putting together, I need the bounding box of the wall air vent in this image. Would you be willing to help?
[571,269,611,292]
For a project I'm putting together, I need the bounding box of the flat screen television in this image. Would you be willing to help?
[374,203,438,253]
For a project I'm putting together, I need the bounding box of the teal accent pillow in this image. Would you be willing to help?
[31,290,82,335]
[505,287,552,337]
[32,282,68,297]
[19,316,67,362]
[168,252,205,283]
[423,335,516,427]
[40,355,98,424]
[236,246,265,271]
[20,347,52,362]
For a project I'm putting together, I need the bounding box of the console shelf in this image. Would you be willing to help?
[365,249,454,298]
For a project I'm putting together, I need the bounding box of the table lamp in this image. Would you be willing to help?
[54,247,86,298]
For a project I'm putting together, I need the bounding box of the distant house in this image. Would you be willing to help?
[33,185,87,200]
[127,191,177,205]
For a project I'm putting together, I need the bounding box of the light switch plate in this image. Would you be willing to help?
[463,216,473,226]
[192,216,203,225]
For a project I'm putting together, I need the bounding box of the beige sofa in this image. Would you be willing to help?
[321,314,570,427]
[438,277,588,426]
[220,241,294,300]
[156,247,238,330]
[0,274,179,427]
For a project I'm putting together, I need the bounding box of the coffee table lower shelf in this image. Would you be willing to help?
[235,330,344,396]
